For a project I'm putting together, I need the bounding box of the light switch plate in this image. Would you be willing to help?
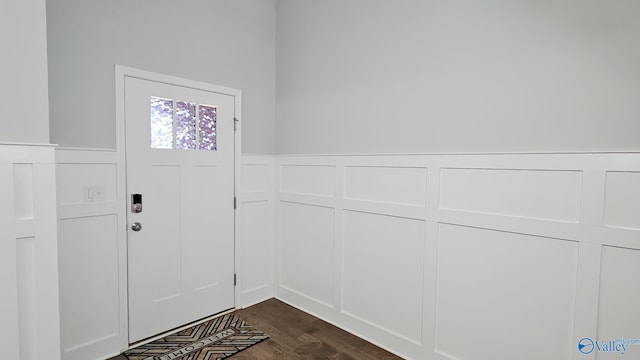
[85,185,106,202]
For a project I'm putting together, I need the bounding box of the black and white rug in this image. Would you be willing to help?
[124,313,268,360]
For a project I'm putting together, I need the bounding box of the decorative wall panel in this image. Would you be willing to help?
[344,166,427,206]
[603,171,640,230]
[280,165,335,197]
[597,246,640,359]
[280,201,335,306]
[435,224,577,360]
[342,210,425,344]
[58,216,120,353]
[275,153,640,360]
[440,168,582,222]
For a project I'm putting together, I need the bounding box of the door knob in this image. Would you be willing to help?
[131,222,142,231]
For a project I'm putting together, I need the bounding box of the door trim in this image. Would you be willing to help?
[114,65,242,349]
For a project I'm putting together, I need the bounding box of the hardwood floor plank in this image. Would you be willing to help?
[110,298,403,359]
[231,299,403,360]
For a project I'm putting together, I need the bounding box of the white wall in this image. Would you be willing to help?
[0,0,50,143]
[274,153,640,360]
[276,0,640,154]
[47,0,276,154]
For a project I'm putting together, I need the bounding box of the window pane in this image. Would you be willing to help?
[176,101,196,150]
[150,97,174,149]
[198,105,217,151]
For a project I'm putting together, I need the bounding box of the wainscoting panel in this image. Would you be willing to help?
[13,164,34,219]
[16,236,37,360]
[596,246,640,360]
[279,201,335,307]
[440,168,582,222]
[241,163,270,194]
[239,155,275,307]
[1,161,20,360]
[58,215,120,355]
[435,224,577,360]
[603,171,640,230]
[280,164,336,197]
[0,144,60,360]
[344,166,427,206]
[56,148,126,360]
[342,210,425,344]
[57,163,117,205]
[240,202,271,292]
[274,153,640,360]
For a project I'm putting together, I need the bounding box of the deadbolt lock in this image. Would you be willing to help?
[131,193,142,213]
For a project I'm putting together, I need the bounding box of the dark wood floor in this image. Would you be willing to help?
[110,298,402,359]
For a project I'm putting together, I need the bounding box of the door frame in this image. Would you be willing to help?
[114,65,242,348]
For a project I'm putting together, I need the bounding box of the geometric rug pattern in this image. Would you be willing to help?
[123,313,268,360]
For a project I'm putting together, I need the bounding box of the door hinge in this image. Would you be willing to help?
[234,117,239,131]
[234,273,237,286]
[234,196,237,210]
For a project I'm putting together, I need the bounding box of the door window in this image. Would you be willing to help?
[150,96,217,151]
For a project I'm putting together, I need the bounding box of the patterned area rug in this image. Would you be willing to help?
[124,313,268,360]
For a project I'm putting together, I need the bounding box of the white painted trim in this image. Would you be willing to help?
[233,86,243,310]
[115,65,242,99]
[114,65,130,353]
[114,64,242,349]
[274,151,640,157]
[0,142,57,147]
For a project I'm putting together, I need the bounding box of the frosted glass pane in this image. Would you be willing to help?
[176,101,196,150]
[198,105,217,151]
[150,97,173,149]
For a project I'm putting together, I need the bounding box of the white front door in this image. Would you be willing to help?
[124,75,236,343]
